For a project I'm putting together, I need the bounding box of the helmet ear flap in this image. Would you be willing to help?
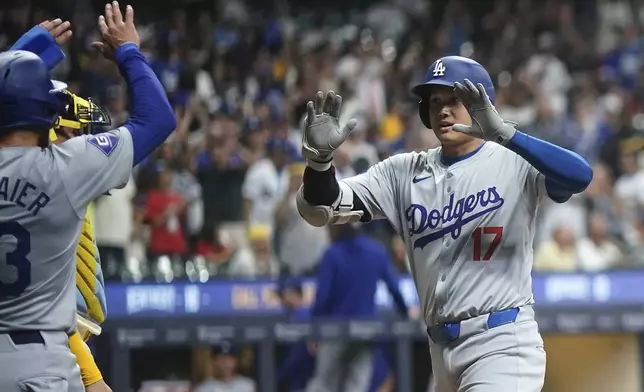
[418,99,431,129]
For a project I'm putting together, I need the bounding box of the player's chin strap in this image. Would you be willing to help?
[296,181,364,227]
[77,314,102,342]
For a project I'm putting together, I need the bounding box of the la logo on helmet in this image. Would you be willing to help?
[433,59,446,77]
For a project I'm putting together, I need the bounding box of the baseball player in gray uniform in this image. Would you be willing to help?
[296,56,593,391]
[0,2,176,391]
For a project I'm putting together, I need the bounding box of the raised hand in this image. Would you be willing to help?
[92,1,140,60]
[451,79,517,145]
[302,91,357,166]
[39,19,73,45]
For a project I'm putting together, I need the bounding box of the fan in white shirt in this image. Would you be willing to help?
[576,214,623,271]
[242,137,297,233]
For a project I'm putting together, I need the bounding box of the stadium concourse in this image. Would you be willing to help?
[3,0,644,391]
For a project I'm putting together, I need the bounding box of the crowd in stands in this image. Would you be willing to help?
[2,0,644,281]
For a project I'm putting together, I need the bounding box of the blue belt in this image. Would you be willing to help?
[427,308,520,344]
[6,331,45,345]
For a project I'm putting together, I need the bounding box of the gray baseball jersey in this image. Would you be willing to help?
[343,142,545,326]
[0,128,133,333]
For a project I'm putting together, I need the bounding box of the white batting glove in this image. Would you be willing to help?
[302,90,357,171]
[451,79,517,145]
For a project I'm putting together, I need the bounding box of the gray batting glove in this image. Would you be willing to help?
[302,90,357,171]
[451,79,517,145]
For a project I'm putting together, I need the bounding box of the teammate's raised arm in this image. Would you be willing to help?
[54,2,176,214]
[93,1,176,166]
[10,19,72,70]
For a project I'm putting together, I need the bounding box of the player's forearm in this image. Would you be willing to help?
[301,166,371,222]
[302,166,340,205]
[115,43,176,166]
[507,131,593,193]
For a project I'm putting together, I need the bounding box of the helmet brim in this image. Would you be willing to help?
[411,79,454,98]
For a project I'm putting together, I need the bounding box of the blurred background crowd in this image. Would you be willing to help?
[1,0,643,283]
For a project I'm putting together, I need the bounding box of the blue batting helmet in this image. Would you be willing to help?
[411,56,494,129]
[0,50,65,136]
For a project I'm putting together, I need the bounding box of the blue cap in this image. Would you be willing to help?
[266,137,297,156]
[276,277,303,295]
[214,340,238,356]
[245,117,262,132]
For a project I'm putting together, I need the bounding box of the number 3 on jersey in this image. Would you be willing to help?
[472,226,503,261]
[0,222,31,298]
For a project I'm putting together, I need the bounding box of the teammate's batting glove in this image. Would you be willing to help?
[302,90,357,171]
[451,79,517,145]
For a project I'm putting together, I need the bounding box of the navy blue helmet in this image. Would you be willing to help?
[411,56,494,129]
[0,50,65,135]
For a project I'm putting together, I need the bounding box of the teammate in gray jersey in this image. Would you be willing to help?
[297,56,593,392]
[0,2,176,391]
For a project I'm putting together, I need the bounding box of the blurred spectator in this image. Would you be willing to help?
[228,225,280,278]
[240,118,268,163]
[534,226,577,271]
[94,175,137,279]
[242,137,295,233]
[340,126,380,174]
[333,148,357,181]
[614,153,644,245]
[576,214,623,271]
[585,163,623,239]
[628,213,644,266]
[497,81,536,128]
[194,342,255,392]
[521,32,572,116]
[144,167,187,260]
[171,147,204,244]
[380,103,405,143]
[538,195,588,246]
[197,131,248,250]
[365,0,410,43]
[274,162,329,276]
[195,227,236,273]
[104,84,129,128]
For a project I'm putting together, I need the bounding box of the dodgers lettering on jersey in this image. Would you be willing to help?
[407,187,505,249]
[342,143,546,325]
[0,177,50,216]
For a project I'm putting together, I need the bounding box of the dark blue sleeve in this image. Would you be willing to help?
[277,343,313,383]
[380,250,408,317]
[114,43,176,166]
[10,26,65,71]
[311,249,334,317]
[507,131,593,203]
